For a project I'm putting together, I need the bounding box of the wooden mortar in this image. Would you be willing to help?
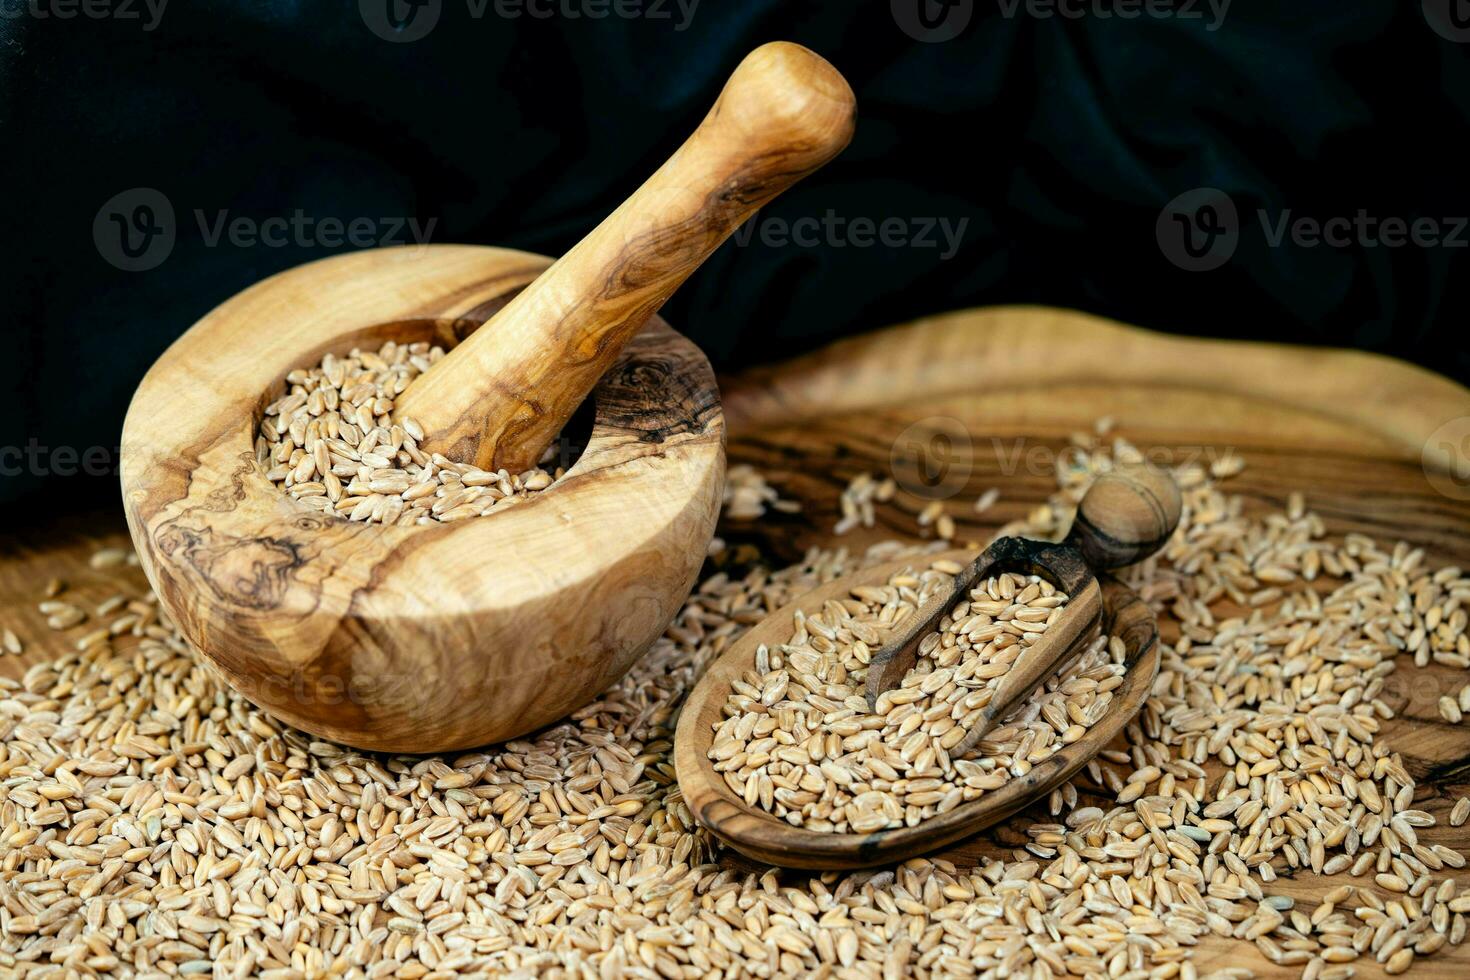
[118,43,856,752]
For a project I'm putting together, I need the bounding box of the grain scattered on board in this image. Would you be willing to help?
[1442,696,1464,724]
[4,428,1470,978]
[709,569,1081,832]
[834,471,893,535]
[836,474,960,540]
[723,464,802,521]
[87,547,129,570]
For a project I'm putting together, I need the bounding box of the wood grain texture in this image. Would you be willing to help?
[862,462,1176,723]
[117,245,724,753]
[1064,460,1183,569]
[10,306,1470,976]
[0,508,150,684]
[861,539,1102,759]
[708,306,1470,976]
[721,305,1470,472]
[396,41,856,473]
[673,549,1158,869]
[676,463,1178,868]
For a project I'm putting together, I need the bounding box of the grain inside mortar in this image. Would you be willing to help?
[258,339,568,526]
[707,568,1105,833]
[4,428,1470,978]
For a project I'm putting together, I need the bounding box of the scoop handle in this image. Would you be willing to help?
[1064,461,1183,569]
[397,41,856,472]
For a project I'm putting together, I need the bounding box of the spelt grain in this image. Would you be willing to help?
[1441,696,1463,724]
[722,464,801,520]
[709,567,1085,832]
[4,426,1470,979]
[259,339,563,526]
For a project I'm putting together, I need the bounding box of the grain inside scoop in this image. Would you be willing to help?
[675,463,1182,868]
[118,42,856,752]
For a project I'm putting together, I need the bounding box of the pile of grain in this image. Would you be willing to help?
[3,430,1470,979]
[708,569,1099,832]
[723,464,803,522]
[834,472,893,535]
[258,340,561,525]
[836,473,959,540]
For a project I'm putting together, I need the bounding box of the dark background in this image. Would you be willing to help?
[4,0,1469,507]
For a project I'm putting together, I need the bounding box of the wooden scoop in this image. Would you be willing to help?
[863,462,1182,757]
[675,462,1182,869]
[118,42,855,753]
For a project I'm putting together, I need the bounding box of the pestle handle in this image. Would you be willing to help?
[397,41,856,472]
[1064,461,1183,569]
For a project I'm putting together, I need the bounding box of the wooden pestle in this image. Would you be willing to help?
[396,42,857,473]
[119,42,854,753]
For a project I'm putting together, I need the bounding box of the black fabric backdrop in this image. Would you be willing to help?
[4,1,1468,506]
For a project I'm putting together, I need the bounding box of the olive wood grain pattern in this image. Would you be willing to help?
[14,305,1470,973]
[119,245,724,753]
[1064,461,1183,569]
[396,41,855,473]
[862,461,1177,761]
[720,305,1470,473]
[860,539,1102,758]
[673,549,1160,869]
[705,305,1470,973]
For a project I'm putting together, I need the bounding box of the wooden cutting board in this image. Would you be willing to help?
[5,305,1470,977]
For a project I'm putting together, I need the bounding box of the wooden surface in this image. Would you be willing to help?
[398,41,855,472]
[713,307,1470,977]
[676,463,1178,868]
[674,551,1157,869]
[117,245,725,753]
[8,306,1470,976]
